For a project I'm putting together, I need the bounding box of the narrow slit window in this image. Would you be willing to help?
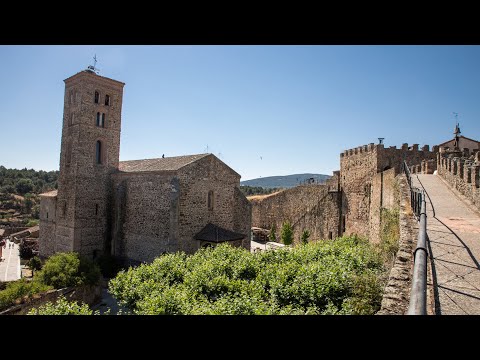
[96,112,100,126]
[101,113,105,128]
[95,203,99,215]
[208,190,214,210]
[96,141,102,164]
[94,91,99,104]
[105,95,110,106]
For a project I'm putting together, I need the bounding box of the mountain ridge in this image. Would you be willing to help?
[240,173,331,189]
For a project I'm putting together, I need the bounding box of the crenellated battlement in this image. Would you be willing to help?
[437,150,480,210]
[340,142,439,158]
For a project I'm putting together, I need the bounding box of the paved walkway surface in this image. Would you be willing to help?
[413,174,480,315]
[0,239,21,282]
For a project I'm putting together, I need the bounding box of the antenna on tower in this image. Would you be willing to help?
[86,54,100,74]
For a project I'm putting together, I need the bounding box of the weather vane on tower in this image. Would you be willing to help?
[86,54,100,74]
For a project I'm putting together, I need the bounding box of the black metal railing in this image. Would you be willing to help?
[403,160,428,315]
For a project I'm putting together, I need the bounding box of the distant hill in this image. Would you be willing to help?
[241,173,331,189]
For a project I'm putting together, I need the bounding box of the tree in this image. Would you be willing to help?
[36,252,101,289]
[268,223,277,242]
[28,256,42,277]
[281,221,293,246]
[15,178,34,195]
[301,230,310,245]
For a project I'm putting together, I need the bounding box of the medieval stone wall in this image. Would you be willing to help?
[233,186,253,249]
[250,184,341,244]
[111,171,178,264]
[369,168,397,244]
[437,152,480,210]
[340,143,377,238]
[377,175,415,315]
[176,155,250,254]
[38,195,57,257]
[340,142,438,240]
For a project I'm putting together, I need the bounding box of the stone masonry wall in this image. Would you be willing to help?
[111,171,178,264]
[233,186,253,249]
[111,155,251,264]
[369,168,397,244]
[177,155,250,254]
[377,174,415,314]
[50,71,125,260]
[340,142,438,241]
[38,195,57,257]
[437,151,480,210]
[340,143,377,238]
[250,184,341,244]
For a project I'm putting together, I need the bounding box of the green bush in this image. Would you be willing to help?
[0,279,52,311]
[36,252,101,289]
[27,295,94,315]
[301,230,310,245]
[379,208,400,263]
[28,256,43,276]
[109,236,385,315]
[268,223,276,242]
[281,221,293,245]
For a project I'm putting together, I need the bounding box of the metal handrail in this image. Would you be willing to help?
[403,160,428,315]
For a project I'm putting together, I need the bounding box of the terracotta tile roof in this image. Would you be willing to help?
[119,154,210,173]
[194,223,246,243]
[437,135,480,147]
[39,190,58,197]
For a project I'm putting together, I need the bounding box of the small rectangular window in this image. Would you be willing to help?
[105,95,110,106]
[95,203,99,215]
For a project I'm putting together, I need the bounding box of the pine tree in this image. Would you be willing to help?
[281,221,293,246]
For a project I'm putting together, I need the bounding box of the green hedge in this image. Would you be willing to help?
[109,235,385,315]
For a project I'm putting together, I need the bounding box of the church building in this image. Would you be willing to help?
[39,66,251,264]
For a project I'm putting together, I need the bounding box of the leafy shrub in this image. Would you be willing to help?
[27,295,94,315]
[109,236,385,315]
[28,256,43,276]
[36,252,101,289]
[379,208,400,263]
[25,219,39,227]
[281,221,293,245]
[0,279,52,311]
[268,223,276,242]
[301,229,310,245]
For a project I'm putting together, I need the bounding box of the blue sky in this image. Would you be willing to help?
[1,45,479,180]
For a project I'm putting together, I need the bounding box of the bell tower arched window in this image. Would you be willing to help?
[101,113,106,128]
[105,95,110,106]
[94,91,99,104]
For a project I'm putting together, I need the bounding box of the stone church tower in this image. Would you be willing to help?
[55,68,125,258]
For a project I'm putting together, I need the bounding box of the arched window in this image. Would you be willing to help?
[96,140,102,164]
[101,113,106,128]
[94,91,99,104]
[105,95,110,106]
[208,190,214,210]
[96,112,101,126]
